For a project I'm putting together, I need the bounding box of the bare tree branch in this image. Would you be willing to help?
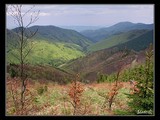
[7,5,39,115]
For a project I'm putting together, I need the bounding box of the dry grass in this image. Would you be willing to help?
[6,77,132,116]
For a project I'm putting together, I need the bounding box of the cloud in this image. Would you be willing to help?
[7,11,50,17]
[6,4,154,27]
[38,12,51,16]
[6,11,19,16]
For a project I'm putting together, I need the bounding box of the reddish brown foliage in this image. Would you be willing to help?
[68,74,84,115]
[100,71,123,111]
[107,80,123,110]
[6,77,36,115]
[130,81,140,94]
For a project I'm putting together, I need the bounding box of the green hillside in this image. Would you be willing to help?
[12,25,93,48]
[87,30,150,52]
[7,40,85,67]
[6,29,20,52]
[7,24,153,73]
[81,22,153,42]
[7,27,88,66]
[115,30,153,51]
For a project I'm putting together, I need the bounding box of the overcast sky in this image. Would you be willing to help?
[6,4,154,29]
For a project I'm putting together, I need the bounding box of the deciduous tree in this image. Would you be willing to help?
[7,5,40,115]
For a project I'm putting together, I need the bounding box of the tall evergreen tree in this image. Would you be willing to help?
[127,44,154,115]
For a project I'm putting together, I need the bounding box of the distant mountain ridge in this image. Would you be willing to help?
[6,28,86,66]
[6,22,154,82]
[7,21,153,69]
[81,22,153,42]
[59,26,102,32]
[12,25,93,48]
[88,29,153,52]
[114,30,153,51]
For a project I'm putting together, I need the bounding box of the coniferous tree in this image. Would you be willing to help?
[127,44,154,115]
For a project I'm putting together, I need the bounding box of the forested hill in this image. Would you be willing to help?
[88,29,153,52]
[81,22,153,42]
[12,25,93,48]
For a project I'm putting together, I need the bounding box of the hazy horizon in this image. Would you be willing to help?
[6,21,154,30]
[6,4,154,29]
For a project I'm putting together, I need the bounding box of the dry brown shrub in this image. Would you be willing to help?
[68,73,84,115]
[6,77,37,115]
[129,81,140,94]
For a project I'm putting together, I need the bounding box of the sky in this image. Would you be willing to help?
[6,4,154,29]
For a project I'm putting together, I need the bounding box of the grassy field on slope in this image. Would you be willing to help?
[14,25,93,48]
[115,30,153,51]
[7,40,85,67]
[6,78,131,115]
[87,30,149,52]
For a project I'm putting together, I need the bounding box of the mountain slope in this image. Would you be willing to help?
[81,22,153,42]
[7,27,88,66]
[7,64,74,84]
[115,30,153,51]
[12,25,93,48]
[7,40,85,66]
[60,47,147,82]
[59,25,101,32]
[88,29,152,52]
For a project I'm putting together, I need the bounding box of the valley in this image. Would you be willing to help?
[6,21,154,87]
[6,21,154,116]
